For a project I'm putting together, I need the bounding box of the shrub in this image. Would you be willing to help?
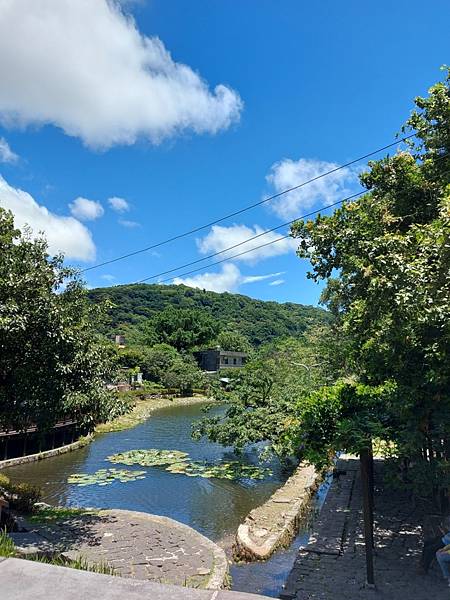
[0,473,10,490]
[0,477,42,513]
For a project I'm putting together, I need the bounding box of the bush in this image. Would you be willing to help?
[0,477,42,513]
[0,473,10,491]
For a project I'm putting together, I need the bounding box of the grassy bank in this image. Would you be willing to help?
[95,395,210,434]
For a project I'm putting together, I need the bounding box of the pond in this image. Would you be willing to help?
[4,401,327,596]
[4,402,287,543]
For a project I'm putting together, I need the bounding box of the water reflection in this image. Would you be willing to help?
[4,402,285,541]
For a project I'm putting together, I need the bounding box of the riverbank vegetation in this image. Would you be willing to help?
[195,70,450,508]
[0,211,128,435]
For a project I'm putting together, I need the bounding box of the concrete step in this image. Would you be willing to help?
[0,558,273,600]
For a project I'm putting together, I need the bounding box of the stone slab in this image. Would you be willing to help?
[0,558,273,600]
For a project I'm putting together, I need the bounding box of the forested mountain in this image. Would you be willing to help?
[88,284,329,347]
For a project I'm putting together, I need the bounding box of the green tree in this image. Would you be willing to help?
[0,209,124,433]
[140,343,179,382]
[162,355,206,396]
[193,335,334,457]
[211,330,252,353]
[152,306,219,351]
[291,69,450,498]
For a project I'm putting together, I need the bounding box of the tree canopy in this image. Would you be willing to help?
[193,70,450,503]
[88,283,329,348]
[289,69,450,496]
[0,208,125,433]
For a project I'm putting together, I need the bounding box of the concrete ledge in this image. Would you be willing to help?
[234,462,319,561]
[0,435,93,470]
[0,558,272,600]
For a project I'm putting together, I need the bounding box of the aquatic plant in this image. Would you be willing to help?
[67,468,146,487]
[107,448,189,467]
[165,460,271,480]
[106,447,271,481]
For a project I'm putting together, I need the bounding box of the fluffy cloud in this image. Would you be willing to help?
[265,158,360,219]
[0,175,95,261]
[0,137,18,163]
[173,263,282,293]
[108,196,130,213]
[269,279,285,286]
[69,197,104,221]
[0,0,242,148]
[197,224,298,265]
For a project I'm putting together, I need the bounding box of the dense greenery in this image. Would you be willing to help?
[194,70,450,504]
[0,208,127,433]
[290,70,450,499]
[193,331,334,458]
[88,283,329,348]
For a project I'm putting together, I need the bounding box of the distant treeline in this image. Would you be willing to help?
[88,283,329,347]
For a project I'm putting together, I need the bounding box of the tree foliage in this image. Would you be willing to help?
[88,283,329,348]
[210,330,252,353]
[151,306,219,351]
[290,69,450,495]
[0,208,124,433]
[161,355,206,396]
[193,333,336,457]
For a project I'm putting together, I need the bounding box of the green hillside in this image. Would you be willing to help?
[88,284,329,347]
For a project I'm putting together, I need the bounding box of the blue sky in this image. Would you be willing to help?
[0,0,448,306]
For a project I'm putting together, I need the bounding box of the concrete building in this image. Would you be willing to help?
[195,349,247,372]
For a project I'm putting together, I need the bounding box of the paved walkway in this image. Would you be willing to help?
[281,458,446,600]
[11,509,227,589]
[0,557,273,600]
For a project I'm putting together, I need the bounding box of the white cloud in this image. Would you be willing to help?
[173,263,283,293]
[265,158,360,219]
[69,197,104,221]
[0,175,95,261]
[118,218,140,228]
[242,271,284,284]
[101,274,115,282]
[197,224,298,265]
[108,196,130,213]
[269,279,285,286]
[0,0,242,149]
[0,137,18,163]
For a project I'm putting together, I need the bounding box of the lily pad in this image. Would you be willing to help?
[68,468,146,487]
[166,460,271,481]
[107,449,189,468]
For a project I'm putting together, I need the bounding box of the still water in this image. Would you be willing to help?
[4,402,286,542]
[5,401,327,596]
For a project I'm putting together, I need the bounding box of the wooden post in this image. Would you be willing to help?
[360,448,375,586]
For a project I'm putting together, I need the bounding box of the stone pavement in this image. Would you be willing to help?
[281,458,447,600]
[0,557,272,600]
[11,508,227,589]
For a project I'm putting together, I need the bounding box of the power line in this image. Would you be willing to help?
[136,155,449,286]
[81,131,423,273]
[136,190,366,283]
